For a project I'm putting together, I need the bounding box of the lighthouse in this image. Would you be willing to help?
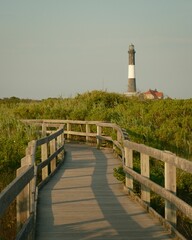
[127,44,136,94]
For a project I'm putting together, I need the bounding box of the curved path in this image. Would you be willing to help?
[35,143,173,240]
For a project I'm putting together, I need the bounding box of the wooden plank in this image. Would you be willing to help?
[36,128,64,147]
[141,153,150,204]
[37,146,64,171]
[16,165,30,227]
[15,214,34,240]
[50,138,56,172]
[65,131,97,137]
[35,144,173,240]
[165,161,177,226]
[124,165,192,221]
[125,147,133,190]
[0,166,34,217]
[41,142,48,180]
[124,140,192,172]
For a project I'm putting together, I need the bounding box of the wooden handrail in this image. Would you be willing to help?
[36,128,64,146]
[124,165,192,220]
[124,140,192,172]
[1,119,191,239]
[0,125,65,239]
[37,146,64,171]
[0,166,34,218]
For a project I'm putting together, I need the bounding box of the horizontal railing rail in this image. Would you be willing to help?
[124,141,192,172]
[0,165,34,218]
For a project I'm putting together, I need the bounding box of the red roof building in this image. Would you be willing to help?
[143,89,164,99]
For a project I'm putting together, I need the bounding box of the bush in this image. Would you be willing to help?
[113,166,125,183]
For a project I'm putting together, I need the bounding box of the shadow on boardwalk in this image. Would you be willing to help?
[35,143,173,240]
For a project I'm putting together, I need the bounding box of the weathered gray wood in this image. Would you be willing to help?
[97,122,125,141]
[1,124,65,240]
[96,125,102,148]
[50,138,56,172]
[113,140,124,159]
[41,142,48,180]
[0,166,34,217]
[141,153,150,204]
[36,128,64,146]
[124,140,192,172]
[125,147,133,191]
[42,123,47,137]
[57,129,64,160]
[37,155,65,190]
[22,144,34,221]
[124,165,192,221]
[86,123,90,142]
[31,119,98,125]
[16,165,30,228]
[37,146,64,171]
[18,119,191,239]
[65,130,97,137]
[165,161,176,226]
[96,136,124,159]
[15,214,34,240]
[67,122,72,140]
[35,144,173,240]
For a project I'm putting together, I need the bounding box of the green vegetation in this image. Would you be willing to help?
[0,91,192,187]
[2,91,190,158]
[113,166,125,183]
[0,90,191,191]
[0,108,38,176]
[0,91,192,239]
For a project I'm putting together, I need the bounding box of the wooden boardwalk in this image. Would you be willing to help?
[35,143,173,240]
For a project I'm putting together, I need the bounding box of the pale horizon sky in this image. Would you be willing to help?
[0,0,192,99]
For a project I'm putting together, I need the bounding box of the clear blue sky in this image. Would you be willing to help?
[0,0,192,99]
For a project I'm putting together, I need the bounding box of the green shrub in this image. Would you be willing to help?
[113,166,125,183]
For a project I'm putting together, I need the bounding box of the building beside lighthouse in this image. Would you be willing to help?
[124,44,138,96]
[143,89,164,99]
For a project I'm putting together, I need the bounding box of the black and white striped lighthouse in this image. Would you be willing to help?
[128,44,136,93]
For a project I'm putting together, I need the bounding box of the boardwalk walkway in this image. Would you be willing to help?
[35,143,173,240]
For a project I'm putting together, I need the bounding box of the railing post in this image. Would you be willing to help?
[165,160,176,226]
[50,138,56,172]
[141,153,150,205]
[16,141,34,230]
[41,141,48,180]
[41,122,48,180]
[42,122,47,137]
[67,122,71,140]
[28,140,36,215]
[57,126,64,160]
[86,123,90,142]
[124,147,133,191]
[16,158,30,229]
[97,125,102,149]
[117,130,121,143]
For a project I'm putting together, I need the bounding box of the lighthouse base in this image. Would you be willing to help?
[124,91,138,97]
[128,78,136,93]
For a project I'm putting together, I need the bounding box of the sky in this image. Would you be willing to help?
[0,0,192,99]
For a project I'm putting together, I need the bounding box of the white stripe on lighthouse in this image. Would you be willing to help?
[128,65,135,79]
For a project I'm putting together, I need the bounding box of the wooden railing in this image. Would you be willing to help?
[1,119,191,239]
[96,122,192,238]
[0,125,64,240]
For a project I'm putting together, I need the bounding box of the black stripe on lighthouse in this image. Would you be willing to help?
[128,44,136,93]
